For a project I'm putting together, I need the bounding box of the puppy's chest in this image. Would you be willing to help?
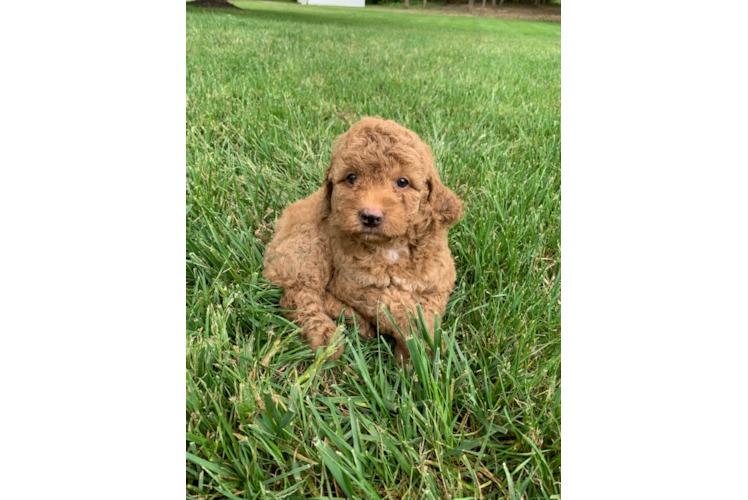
[331,247,420,293]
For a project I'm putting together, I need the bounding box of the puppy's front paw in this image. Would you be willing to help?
[356,320,376,340]
[307,324,345,362]
[394,343,410,366]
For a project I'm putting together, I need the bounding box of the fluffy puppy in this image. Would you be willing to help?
[263,117,463,363]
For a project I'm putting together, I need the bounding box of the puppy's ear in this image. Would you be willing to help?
[427,176,464,227]
[319,131,347,220]
[318,179,333,219]
[416,141,464,227]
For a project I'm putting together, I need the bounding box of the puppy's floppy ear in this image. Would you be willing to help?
[319,130,348,219]
[416,141,464,227]
[317,181,332,220]
[427,175,464,227]
[318,167,333,220]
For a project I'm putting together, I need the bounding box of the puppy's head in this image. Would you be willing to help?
[320,117,463,245]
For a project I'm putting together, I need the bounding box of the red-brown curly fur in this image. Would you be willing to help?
[262,117,464,363]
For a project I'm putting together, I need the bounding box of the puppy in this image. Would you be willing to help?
[263,117,463,363]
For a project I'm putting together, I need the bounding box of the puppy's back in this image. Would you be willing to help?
[262,189,331,290]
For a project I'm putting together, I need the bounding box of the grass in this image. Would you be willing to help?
[187,2,560,498]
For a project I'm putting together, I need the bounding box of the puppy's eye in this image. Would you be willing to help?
[346,173,357,185]
[396,178,409,188]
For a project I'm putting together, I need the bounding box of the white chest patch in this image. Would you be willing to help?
[392,276,417,292]
[384,247,407,262]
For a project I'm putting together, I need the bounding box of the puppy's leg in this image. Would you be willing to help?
[378,299,447,365]
[323,292,376,339]
[281,287,345,361]
[372,303,416,365]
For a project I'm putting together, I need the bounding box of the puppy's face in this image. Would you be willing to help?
[322,117,463,245]
[328,154,427,245]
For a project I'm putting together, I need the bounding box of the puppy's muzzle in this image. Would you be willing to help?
[360,209,384,228]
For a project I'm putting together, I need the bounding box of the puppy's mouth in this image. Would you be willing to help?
[354,227,389,242]
[331,208,406,243]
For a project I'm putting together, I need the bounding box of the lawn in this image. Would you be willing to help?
[186,2,560,498]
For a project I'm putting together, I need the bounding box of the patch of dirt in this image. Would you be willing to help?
[190,0,243,10]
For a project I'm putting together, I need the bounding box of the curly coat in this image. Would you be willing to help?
[262,117,463,363]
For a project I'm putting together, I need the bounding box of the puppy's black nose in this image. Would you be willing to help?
[360,209,384,228]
